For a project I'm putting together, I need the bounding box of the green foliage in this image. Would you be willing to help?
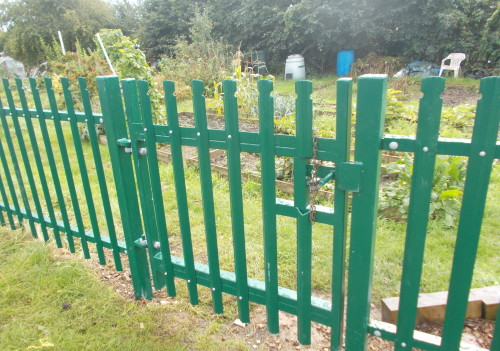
[110,0,142,37]
[0,30,6,52]
[158,10,232,99]
[441,104,476,131]
[274,114,295,136]
[1,0,116,67]
[273,93,295,118]
[478,3,500,72]
[380,154,467,227]
[97,29,164,124]
[207,0,497,73]
[0,65,6,79]
[275,157,293,181]
[46,41,110,102]
[139,0,207,60]
[211,64,259,115]
[97,29,150,81]
[370,0,499,68]
[385,89,417,126]
[209,56,275,116]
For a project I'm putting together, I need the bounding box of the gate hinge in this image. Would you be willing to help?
[336,161,363,192]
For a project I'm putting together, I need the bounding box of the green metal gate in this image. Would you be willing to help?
[0,74,498,350]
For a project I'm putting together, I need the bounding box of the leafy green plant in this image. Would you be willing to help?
[385,89,417,126]
[380,154,467,227]
[210,63,259,115]
[275,157,294,181]
[274,114,295,135]
[441,104,476,131]
[273,93,295,117]
[45,40,110,104]
[209,53,275,116]
[96,29,164,124]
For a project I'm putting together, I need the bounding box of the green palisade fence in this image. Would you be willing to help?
[0,74,498,351]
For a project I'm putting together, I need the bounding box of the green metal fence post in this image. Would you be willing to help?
[394,77,445,351]
[136,80,176,297]
[294,80,313,345]
[0,172,15,229]
[164,80,199,305]
[258,79,279,334]
[491,305,500,351]
[78,77,123,271]
[97,75,153,300]
[0,83,37,237]
[3,78,49,241]
[192,80,223,313]
[122,79,166,290]
[0,139,21,227]
[0,201,5,226]
[29,79,74,252]
[330,77,353,351]
[345,74,387,351]
[440,76,500,351]
[223,79,250,323]
[44,78,89,258]
[60,77,106,264]
[15,78,61,244]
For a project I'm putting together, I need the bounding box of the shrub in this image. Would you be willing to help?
[208,49,279,116]
[158,10,232,98]
[45,41,110,105]
[96,29,164,124]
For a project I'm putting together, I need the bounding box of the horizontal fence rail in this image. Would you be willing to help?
[0,74,498,351]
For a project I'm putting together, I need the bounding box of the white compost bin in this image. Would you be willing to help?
[284,54,306,80]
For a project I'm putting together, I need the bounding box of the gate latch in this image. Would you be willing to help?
[336,161,363,192]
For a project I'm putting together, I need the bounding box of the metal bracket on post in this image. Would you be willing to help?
[336,161,363,192]
[134,235,148,248]
[117,138,132,153]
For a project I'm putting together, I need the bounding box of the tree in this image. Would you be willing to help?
[110,0,142,37]
[138,0,208,60]
[117,0,499,73]
[208,0,300,71]
[0,31,6,52]
[368,0,499,66]
[478,3,500,69]
[277,0,374,71]
[1,0,116,68]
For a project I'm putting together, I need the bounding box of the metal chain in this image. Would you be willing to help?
[309,136,319,223]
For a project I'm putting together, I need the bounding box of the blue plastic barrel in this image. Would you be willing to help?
[337,50,354,77]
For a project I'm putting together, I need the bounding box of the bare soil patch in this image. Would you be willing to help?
[81,249,494,351]
[178,112,259,132]
[441,85,481,106]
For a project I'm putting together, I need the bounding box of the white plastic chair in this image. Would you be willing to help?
[439,53,466,78]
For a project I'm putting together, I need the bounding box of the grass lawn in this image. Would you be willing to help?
[0,227,250,351]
